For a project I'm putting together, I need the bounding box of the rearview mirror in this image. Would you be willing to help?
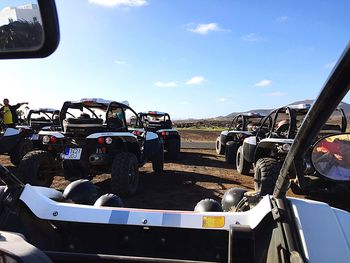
[0,0,59,59]
[311,133,350,181]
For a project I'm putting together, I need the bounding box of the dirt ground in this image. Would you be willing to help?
[1,146,349,212]
[0,129,348,212]
[179,129,221,142]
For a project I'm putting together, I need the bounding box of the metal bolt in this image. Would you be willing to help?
[142,219,148,224]
[53,211,58,216]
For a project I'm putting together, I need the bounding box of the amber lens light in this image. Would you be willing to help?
[202,216,225,228]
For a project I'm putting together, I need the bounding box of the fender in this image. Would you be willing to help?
[38,131,65,138]
[242,136,257,163]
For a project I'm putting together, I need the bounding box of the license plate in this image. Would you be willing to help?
[64,148,82,160]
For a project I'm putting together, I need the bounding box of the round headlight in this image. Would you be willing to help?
[282,143,291,152]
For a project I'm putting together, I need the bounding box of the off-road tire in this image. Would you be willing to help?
[152,143,164,172]
[216,137,225,155]
[111,152,139,197]
[254,158,280,196]
[9,139,33,166]
[63,160,86,181]
[168,138,180,160]
[225,141,238,164]
[236,146,251,175]
[17,150,56,187]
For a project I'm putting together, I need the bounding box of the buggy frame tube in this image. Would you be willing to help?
[274,43,350,197]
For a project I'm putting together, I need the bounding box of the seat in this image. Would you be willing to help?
[107,117,126,131]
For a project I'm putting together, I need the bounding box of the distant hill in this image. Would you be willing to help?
[225,99,350,118]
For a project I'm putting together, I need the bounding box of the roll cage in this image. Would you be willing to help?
[59,99,144,131]
[138,111,172,130]
[257,106,304,140]
[274,43,350,197]
[228,113,265,131]
[27,108,59,128]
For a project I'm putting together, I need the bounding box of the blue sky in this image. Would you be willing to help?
[1,0,350,118]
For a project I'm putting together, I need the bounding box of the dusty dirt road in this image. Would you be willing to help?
[1,147,349,212]
[0,129,348,212]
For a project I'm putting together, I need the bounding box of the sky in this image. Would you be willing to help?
[1,0,350,119]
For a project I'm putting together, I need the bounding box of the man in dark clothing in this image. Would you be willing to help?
[0,98,28,128]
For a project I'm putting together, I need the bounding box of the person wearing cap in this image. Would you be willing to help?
[0,98,28,128]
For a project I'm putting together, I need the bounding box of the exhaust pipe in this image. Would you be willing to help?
[89,154,110,165]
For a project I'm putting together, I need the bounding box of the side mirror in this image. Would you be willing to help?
[311,134,350,181]
[0,0,59,59]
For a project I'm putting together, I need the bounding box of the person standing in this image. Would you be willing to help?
[0,98,28,128]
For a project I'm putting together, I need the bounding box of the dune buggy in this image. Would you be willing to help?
[0,119,33,166]
[16,108,61,149]
[240,104,347,195]
[139,111,181,159]
[215,113,265,165]
[18,98,164,196]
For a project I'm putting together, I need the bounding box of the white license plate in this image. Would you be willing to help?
[64,148,82,160]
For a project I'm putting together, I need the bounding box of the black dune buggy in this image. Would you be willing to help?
[236,104,312,176]
[215,113,265,164]
[0,119,33,166]
[237,104,347,195]
[139,111,181,159]
[18,98,164,196]
[16,108,61,149]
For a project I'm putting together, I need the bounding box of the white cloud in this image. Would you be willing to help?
[187,23,228,35]
[241,33,263,42]
[254,79,272,87]
[114,60,127,65]
[217,98,227,102]
[323,61,336,70]
[88,0,148,8]
[277,16,289,22]
[186,76,206,85]
[268,91,286,97]
[154,81,177,88]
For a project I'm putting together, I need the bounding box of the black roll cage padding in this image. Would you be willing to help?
[274,43,350,198]
[139,113,171,123]
[270,107,297,139]
[337,108,347,132]
[27,110,54,126]
[59,101,103,129]
[0,0,60,59]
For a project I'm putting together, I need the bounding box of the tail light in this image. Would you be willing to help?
[42,135,50,144]
[97,137,113,145]
[105,137,113,144]
[133,130,143,136]
[161,131,169,136]
[50,136,57,143]
[97,137,105,145]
